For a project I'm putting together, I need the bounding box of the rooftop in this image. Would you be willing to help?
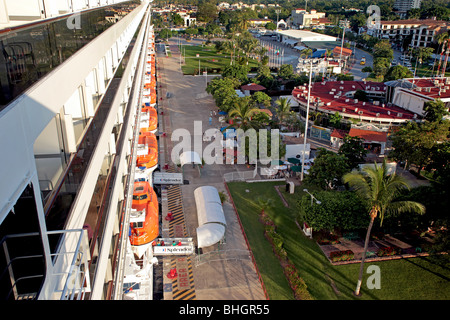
[333,46,352,57]
[401,77,450,100]
[276,30,337,42]
[241,83,266,91]
[377,19,449,27]
[348,128,387,143]
[292,80,416,121]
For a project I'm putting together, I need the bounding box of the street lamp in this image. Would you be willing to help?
[303,189,321,206]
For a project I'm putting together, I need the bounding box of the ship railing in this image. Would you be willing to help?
[0,229,90,300]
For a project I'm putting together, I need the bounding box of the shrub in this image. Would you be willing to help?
[284,263,314,300]
[377,246,400,257]
[316,233,340,245]
[329,250,354,262]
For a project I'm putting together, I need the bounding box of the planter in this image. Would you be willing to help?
[329,250,355,262]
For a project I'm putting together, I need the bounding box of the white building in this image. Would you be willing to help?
[393,0,421,14]
[0,0,156,300]
[367,19,449,48]
[290,8,327,28]
[276,29,337,46]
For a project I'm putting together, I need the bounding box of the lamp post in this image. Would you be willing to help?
[303,189,321,206]
[300,59,313,182]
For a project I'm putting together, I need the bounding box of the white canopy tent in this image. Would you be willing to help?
[194,186,227,248]
[179,151,202,167]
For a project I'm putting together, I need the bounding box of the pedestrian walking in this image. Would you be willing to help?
[209,116,212,125]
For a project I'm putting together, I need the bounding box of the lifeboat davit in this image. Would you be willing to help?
[130,182,159,247]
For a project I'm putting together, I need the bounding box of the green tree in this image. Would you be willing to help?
[328,111,342,129]
[373,40,394,61]
[222,64,249,83]
[423,99,449,123]
[343,160,425,296]
[265,22,276,31]
[228,97,263,130]
[251,91,271,108]
[158,28,172,40]
[171,13,184,26]
[277,64,294,80]
[338,135,368,170]
[206,77,240,112]
[372,40,393,78]
[304,148,350,190]
[384,65,414,81]
[256,197,275,216]
[298,190,367,233]
[197,0,218,24]
[412,47,434,63]
[390,120,450,174]
[274,97,292,126]
[373,57,391,78]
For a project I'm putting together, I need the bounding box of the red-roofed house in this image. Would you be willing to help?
[330,129,349,149]
[241,83,266,96]
[348,128,387,155]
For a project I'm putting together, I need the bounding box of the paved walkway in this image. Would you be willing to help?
[156,40,266,300]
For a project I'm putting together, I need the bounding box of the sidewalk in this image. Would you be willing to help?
[156,40,267,300]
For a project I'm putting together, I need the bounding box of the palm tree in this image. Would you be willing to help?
[274,97,292,126]
[342,160,425,296]
[228,97,263,130]
[301,48,313,59]
[256,197,275,216]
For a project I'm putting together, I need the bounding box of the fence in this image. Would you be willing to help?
[223,170,256,182]
[193,249,252,267]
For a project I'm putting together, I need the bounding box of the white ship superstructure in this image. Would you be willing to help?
[0,0,160,300]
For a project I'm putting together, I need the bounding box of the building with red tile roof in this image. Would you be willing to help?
[333,46,352,57]
[387,77,450,118]
[291,80,416,126]
[348,128,387,143]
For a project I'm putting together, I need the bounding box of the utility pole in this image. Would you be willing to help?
[339,19,347,70]
[300,59,313,182]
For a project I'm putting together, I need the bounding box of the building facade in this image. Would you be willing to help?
[367,19,449,48]
[290,8,327,28]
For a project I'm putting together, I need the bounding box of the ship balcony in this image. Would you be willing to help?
[1,229,90,300]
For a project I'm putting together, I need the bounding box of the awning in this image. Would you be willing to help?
[287,157,301,164]
[194,186,227,248]
[197,224,226,248]
[179,151,202,167]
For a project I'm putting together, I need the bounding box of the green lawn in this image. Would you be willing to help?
[180,44,259,75]
[227,181,450,300]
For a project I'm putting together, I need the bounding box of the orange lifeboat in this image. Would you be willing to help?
[144,81,156,89]
[136,141,158,169]
[132,181,158,212]
[139,130,157,147]
[143,91,157,104]
[130,181,159,246]
[139,105,157,132]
